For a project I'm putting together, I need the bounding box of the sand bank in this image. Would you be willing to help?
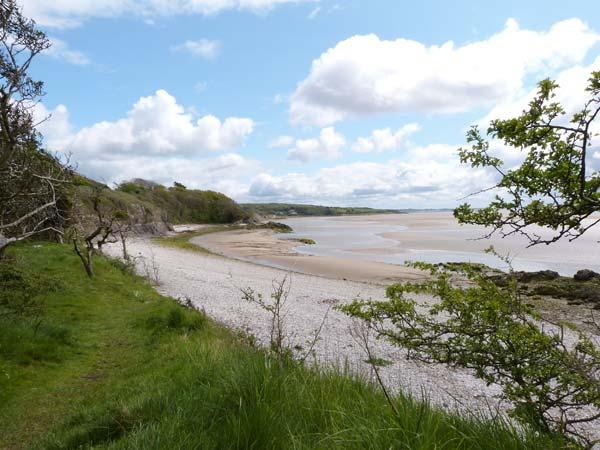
[192,228,426,285]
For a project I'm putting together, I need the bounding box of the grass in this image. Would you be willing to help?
[0,243,568,449]
[154,225,241,254]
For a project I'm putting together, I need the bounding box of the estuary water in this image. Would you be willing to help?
[280,212,600,276]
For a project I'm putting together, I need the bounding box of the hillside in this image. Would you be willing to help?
[241,202,403,217]
[117,179,247,224]
[69,178,247,235]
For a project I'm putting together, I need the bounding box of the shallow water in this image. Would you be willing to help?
[280,212,600,276]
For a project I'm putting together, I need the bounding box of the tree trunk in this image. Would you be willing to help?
[120,232,129,261]
[73,239,94,278]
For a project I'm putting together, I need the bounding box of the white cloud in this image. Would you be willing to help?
[41,90,253,157]
[44,38,90,65]
[287,127,345,162]
[36,90,255,187]
[23,0,315,28]
[172,39,221,59]
[479,55,600,126]
[268,135,294,148]
[352,123,420,153]
[80,153,259,197]
[248,144,496,207]
[290,18,600,126]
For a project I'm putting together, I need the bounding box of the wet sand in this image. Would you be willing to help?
[281,213,600,276]
[192,228,427,285]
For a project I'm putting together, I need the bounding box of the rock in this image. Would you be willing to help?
[514,270,560,283]
[573,269,600,282]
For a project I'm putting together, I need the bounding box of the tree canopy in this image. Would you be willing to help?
[0,0,71,255]
[455,72,600,246]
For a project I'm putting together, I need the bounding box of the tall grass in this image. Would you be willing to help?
[0,243,566,449]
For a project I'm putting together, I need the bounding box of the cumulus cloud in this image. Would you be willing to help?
[78,152,259,196]
[23,0,315,28]
[248,144,496,207]
[44,38,90,65]
[40,90,253,157]
[268,135,294,148]
[171,39,221,59]
[287,127,345,162]
[352,123,420,153]
[474,55,600,175]
[290,18,600,126]
[36,90,256,191]
[479,55,600,126]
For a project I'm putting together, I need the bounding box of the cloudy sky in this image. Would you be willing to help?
[26,0,600,208]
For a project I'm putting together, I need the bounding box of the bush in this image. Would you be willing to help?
[0,257,61,319]
[145,306,206,334]
[339,258,600,447]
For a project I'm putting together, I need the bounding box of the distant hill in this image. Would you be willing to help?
[241,203,403,217]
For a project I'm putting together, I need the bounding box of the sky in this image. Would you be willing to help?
[22,0,600,208]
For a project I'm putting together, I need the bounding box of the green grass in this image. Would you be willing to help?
[0,243,567,449]
[154,225,241,253]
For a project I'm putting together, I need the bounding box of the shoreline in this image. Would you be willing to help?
[186,224,600,334]
[102,231,600,440]
[105,236,509,422]
[191,228,428,285]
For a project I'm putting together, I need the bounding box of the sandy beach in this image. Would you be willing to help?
[192,228,427,284]
[107,236,504,416]
[104,225,600,441]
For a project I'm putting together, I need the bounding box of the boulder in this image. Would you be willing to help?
[515,270,560,283]
[573,269,600,282]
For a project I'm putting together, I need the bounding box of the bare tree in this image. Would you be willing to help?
[72,186,129,278]
[0,0,70,256]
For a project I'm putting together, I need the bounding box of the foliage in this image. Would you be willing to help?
[242,202,402,217]
[455,72,600,245]
[0,243,563,450]
[114,179,247,224]
[297,237,316,245]
[339,258,600,446]
[0,1,71,255]
[246,220,293,233]
[0,255,60,319]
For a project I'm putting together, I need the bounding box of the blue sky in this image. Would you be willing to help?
[24,0,600,207]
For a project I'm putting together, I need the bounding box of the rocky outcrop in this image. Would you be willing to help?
[574,269,600,282]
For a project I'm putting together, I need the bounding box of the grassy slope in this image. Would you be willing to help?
[0,243,565,450]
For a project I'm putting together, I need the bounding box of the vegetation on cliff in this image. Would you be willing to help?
[117,179,247,224]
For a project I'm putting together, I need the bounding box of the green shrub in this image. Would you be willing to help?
[145,307,206,334]
[297,238,316,245]
[0,257,61,318]
[339,259,600,446]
